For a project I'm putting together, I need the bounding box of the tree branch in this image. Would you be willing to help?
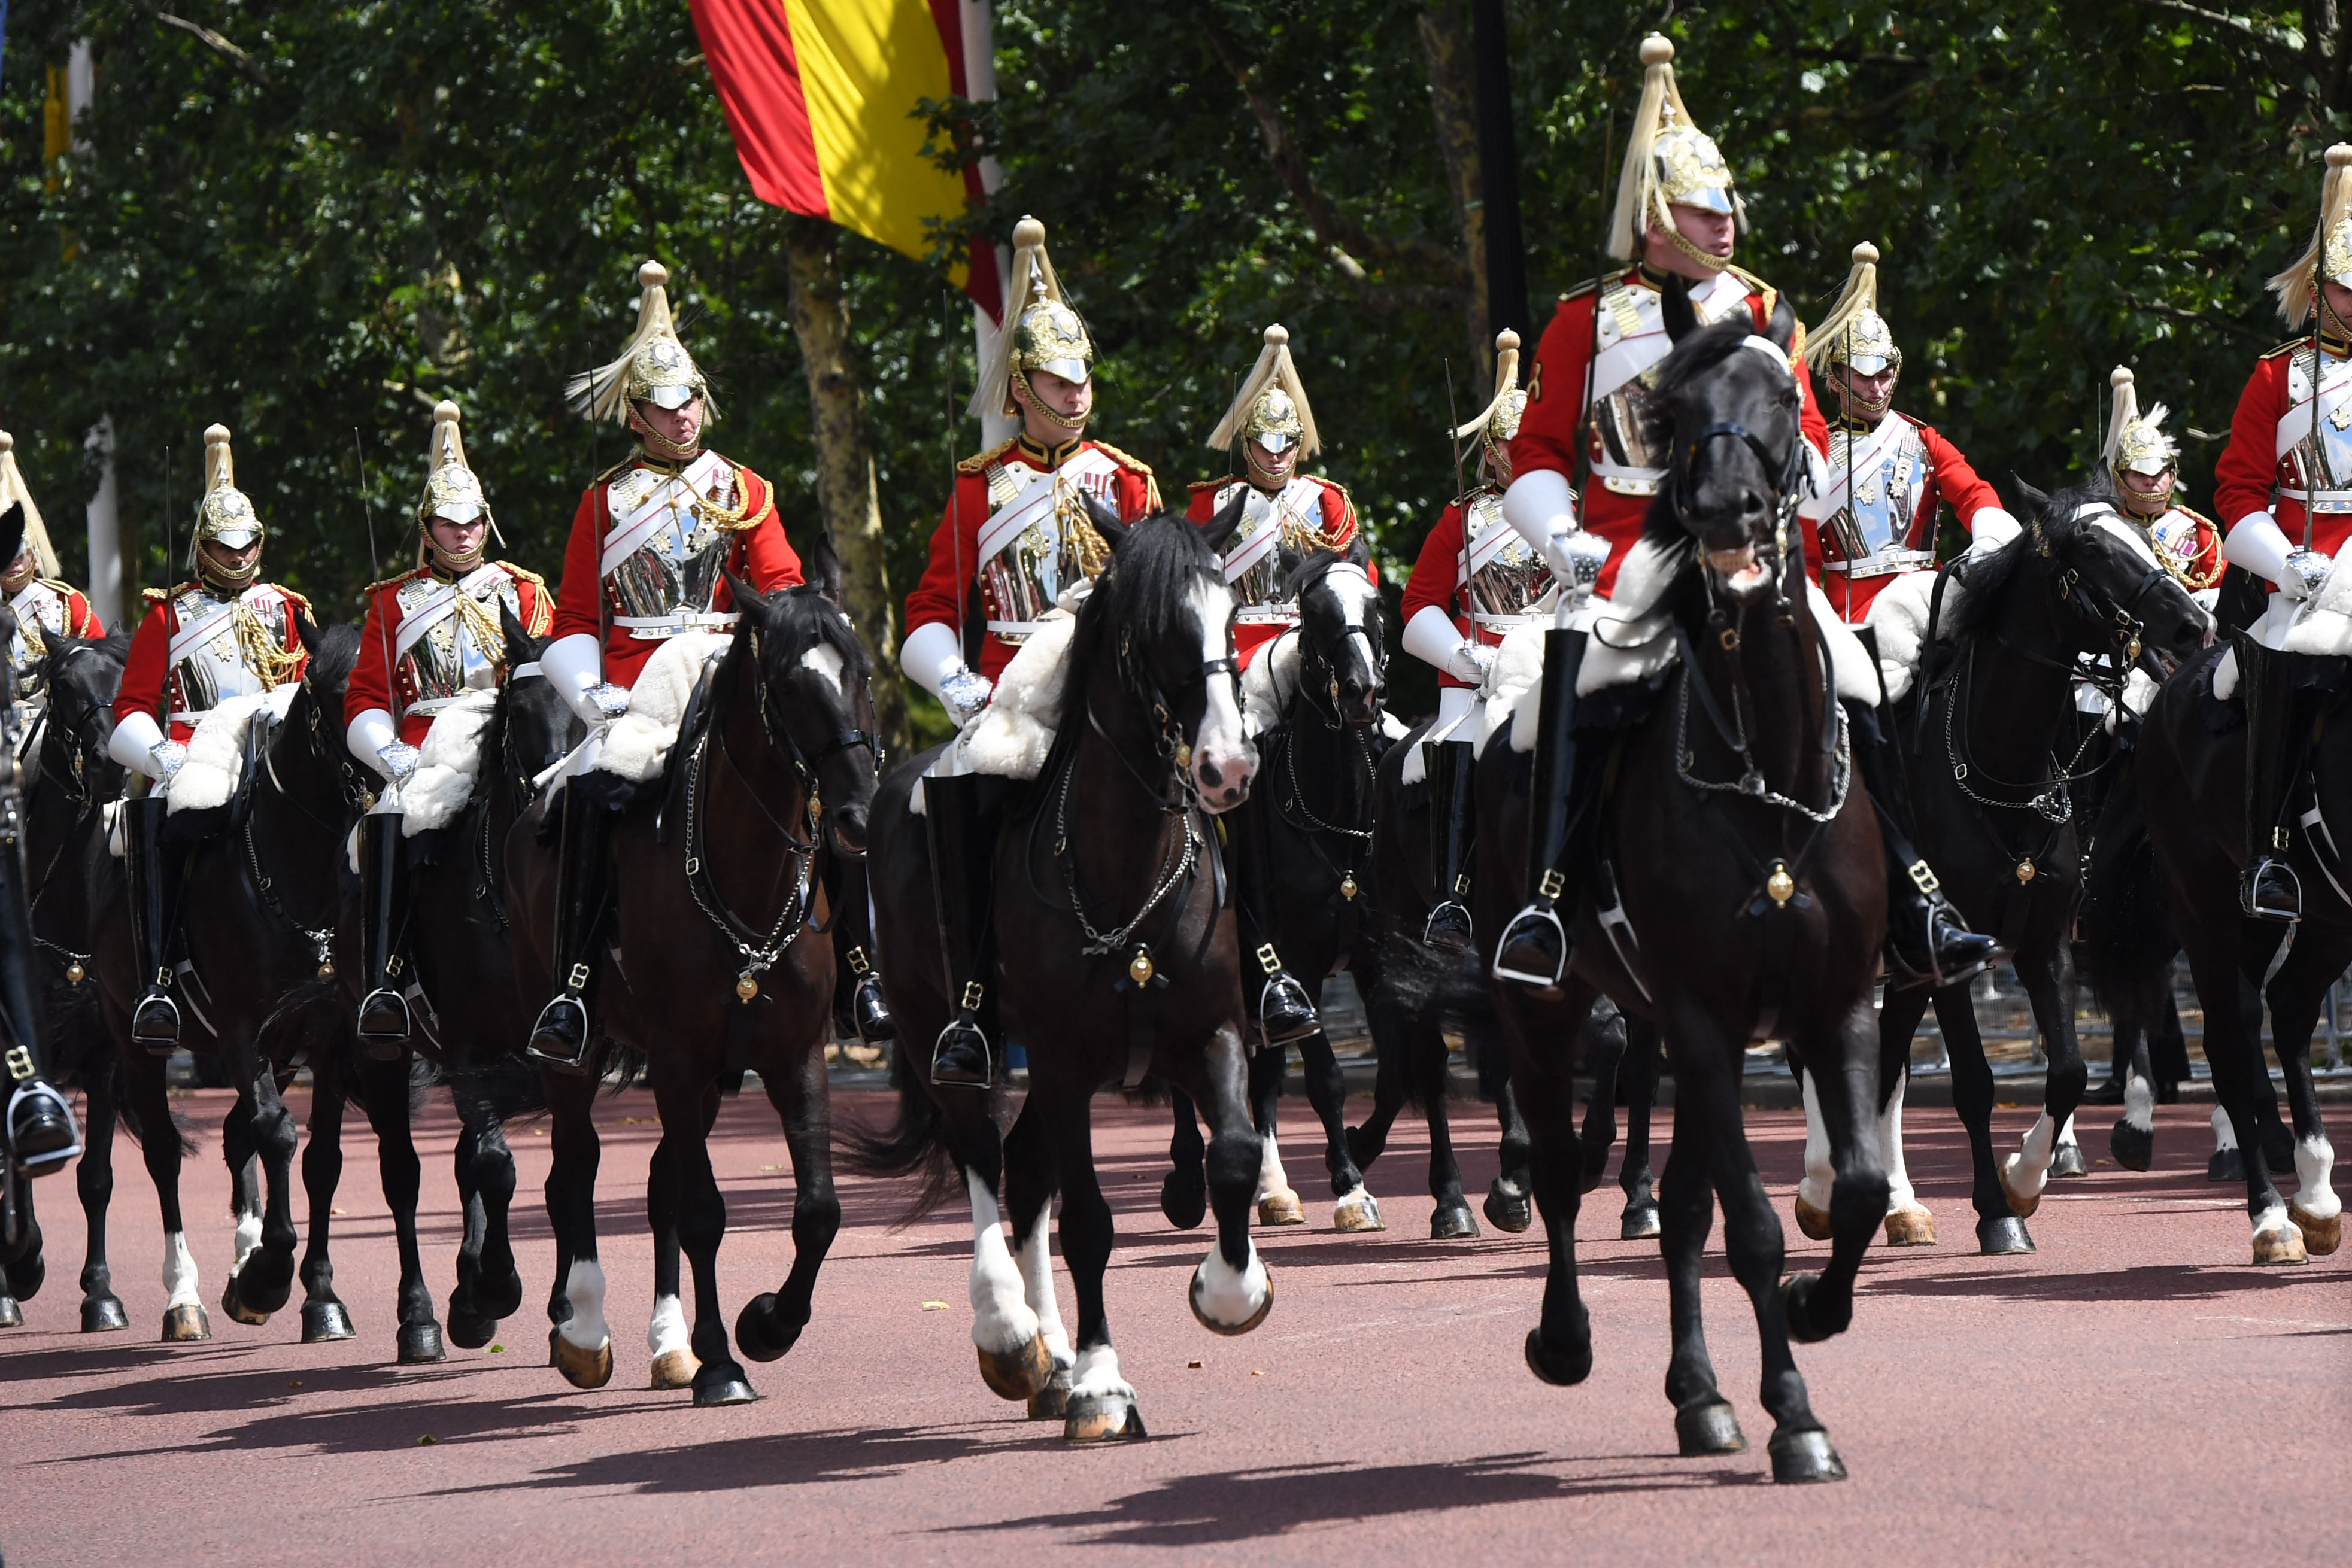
[153,10,272,87]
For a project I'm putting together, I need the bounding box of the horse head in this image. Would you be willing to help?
[496,602,583,797]
[724,574,881,858]
[1081,493,1255,812]
[33,631,130,804]
[1649,279,1809,600]
[1280,539,1386,726]
[283,620,368,813]
[2004,479,2211,676]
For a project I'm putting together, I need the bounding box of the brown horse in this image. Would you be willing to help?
[1476,288,1887,1482]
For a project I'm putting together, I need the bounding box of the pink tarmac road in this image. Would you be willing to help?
[1,1086,2345,1567]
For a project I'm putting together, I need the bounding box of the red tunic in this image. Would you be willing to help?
[1401,497,1509,690]
[1183,472,1367,665]
[347,563,557,745]
[5,579,105,666]
[114,582,311,741]
[1817,415,2008,621]
[903,436,1161,680]
[1510,265,1829,597]
[547,452,800,689]
[2214,338,2352,569]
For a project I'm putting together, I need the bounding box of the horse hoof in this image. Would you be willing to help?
[1189,1263,1274,1337]
[1674,1399,1746,1455]
[1027,1365,1073,1420]
[651,1348,702,1390]
[444,1306,496,1352]
[549,1328,614,1390]
[734,1292,808,1363]
[1998,1159,2042,1219]
[1780,1272,1850,1345]
[0,1295,22,1329]
[1256,1189,1306,1227]
[1333,1192,1386,1233]
[692,1376,760,1408]
[1429,1201,1479,1241]
[397,1321,447,1365]
[1621,1200,1662,1241]
[2108,1119,2154,1172]
[1792,1193,1833,1241]
[221,1276,271,1327]
[976,1334,1054,1400]
[161,1303,212,1342]
[1158,1168,1207,1231]
[1769,1429,1847,1484]
[300,1301,356,1343]
[1483,1183,1532,1235]
[1523,1328,1592,1387]
[2291,1204,2344,1257]
[2208,1147,2245,1183]
[81,1294,129,1333]
[1975,1215,2035,1256]
[1883,1205,1936,1247]
[2051,1142,2090,1180]
[2253,1223,2309,1266]
[1063,1392,1147,1442]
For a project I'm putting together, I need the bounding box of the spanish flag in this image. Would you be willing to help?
[691,0,1000,314]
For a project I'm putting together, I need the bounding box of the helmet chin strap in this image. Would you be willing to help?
[1661,219,1734,274]
[196,552,259,592]
[627,403,704,464]
[1012,369,1089,431]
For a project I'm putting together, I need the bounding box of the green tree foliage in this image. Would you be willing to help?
[0,2,2342,719]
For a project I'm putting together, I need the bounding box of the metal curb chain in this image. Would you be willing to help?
[1053,759,1198,958]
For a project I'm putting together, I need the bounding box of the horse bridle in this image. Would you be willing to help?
[743,622,878,807]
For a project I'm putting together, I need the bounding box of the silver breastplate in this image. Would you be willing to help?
[1215,480,1324,616]
[2282,348,2352,497]
[1461,494,1552,625]
[1825,423,1930,566]
[977,454,1118,640]
[7,584,65,691]
[169,586,269,718]
[606,467,736,629]
[398,575,518,704]
[1592,380,1668,489]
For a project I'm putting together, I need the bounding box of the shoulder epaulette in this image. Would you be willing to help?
[1188,476,1239,494]
[363,567,421,594]
[2261,338,2309,362]
[277,587,314,617]
[592,454,640,485]
[142,586,170,604]
[2174,502,2219,528]
[1560,269,1626,303]
[956,437,1019,475]
[38,578,80,598]
[499,561,548,589]
[1088,440,1155,476]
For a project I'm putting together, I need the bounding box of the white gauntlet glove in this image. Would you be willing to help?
[148,740,188,780]
[1445,642,1498,686]
[1546,530,1612,595]
[584,682,632,722]
[2283,548,2333,601]
[376,741,422,786]
[939,668,995,730]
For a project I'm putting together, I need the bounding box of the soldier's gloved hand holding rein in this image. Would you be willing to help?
[938,668,994,729]
[2225,510,2333,601]
[901,619,994,729]
[149,740,188,779]
[1500,467,1609,596]
[103,707,184,781]
[377,742,422,786]
[538,630,630,726]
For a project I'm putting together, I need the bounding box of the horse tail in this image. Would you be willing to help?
[836,1061,959,1223]
[2078,770,2175,1031]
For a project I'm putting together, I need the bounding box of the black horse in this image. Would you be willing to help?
[511,576,879,1405]
[1161,545,1389,1233]
[0,630,136,1333]
[1474,290,1887,1482]
[858,503,1266,1442]
[86,623,363,1341]
[1800,483,2211,1254]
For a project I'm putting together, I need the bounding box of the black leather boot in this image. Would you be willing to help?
[527,786,614,1075]
[924,773,999,1087]
[1850,700,1998,989]
[1494,630,1588,990]
[355,812,413,1060]
[2238,636,2304,922]
[122,795,183,1054]
[1227,793,1319,1047]
[2,831,79,1175]
[1422,738,1477,953]
[845,947,897,1044]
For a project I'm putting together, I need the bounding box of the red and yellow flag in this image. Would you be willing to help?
[691,0,1000,313]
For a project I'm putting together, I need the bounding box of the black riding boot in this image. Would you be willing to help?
[122,795,184,1054]
[1228,794,1319,1047]
[354,812,413,1060]
[526,786,614,1075]
[844,947,896,1045]
[2238,636,2305,922]
[1422,739,1477,953]
[2,852,78,1176]
[924,773,1000,1087]
[1849,700,1998,989]
[1494,630,1592,990]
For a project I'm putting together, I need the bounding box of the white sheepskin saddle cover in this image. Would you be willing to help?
[590,629,733,786]
[1861,568,1966,705]
[109,686,298,854]
[401,689,500,835]
[911,612,1076,814]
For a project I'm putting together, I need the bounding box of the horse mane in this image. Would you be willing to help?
[304,621,364,697]
[1054,510,1222,740]
[1927,473,2108,659]
[1281,547,1355,604]
[761,583,874,680]
[1637,312,1785,557]
[33,628,132,692]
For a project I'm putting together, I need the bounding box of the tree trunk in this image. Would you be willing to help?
[1418,3,1489,379]
[781,215,909,756]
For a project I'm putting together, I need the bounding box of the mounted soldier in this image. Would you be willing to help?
[0,431,105,730]
[2104,367,2222,611]
[1400,329,1550,950]
[1803,242,2021,622]
[344,400,554,1054]
[526,260,803,1071]
[2215,142,2352,922]
[106,425,312,1049]
[1187,323,1364,1043]
[898,216,1161,1087]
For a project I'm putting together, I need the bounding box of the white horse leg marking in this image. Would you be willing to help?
[1069,1342,1134,1402]
[162,1232,200,1309]
[557,1258,609,1352]
[1255,1125,1292,1205]
[2211,1104,2239,1154]
[2294,1135,2341,1221]
[1190,1237,1271,1330]
[2055,1113,2079,1153]
[2123,1072,2155,1133]
[2001,1111,2058,1205]
[1015,1214,1072,1370]
[646,1293,689,1359]
[1796,1070,1834,1213]
[966,1170,1039,1356]
[230,1210,262,1279]
[1880,1070,1917,1215]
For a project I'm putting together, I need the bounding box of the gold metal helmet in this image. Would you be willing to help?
[1453,329,1529,470]
[1804,242,1902,412]
[1209,324,1322,462]
[566,260,717,423]
[0,429,63,581]
[2104,367,2179,519]
[193,424,262,554]
[415,400,500,567]
[971,217,1096,423]
[1607,35,1744,265]
[2270,143,2352,329]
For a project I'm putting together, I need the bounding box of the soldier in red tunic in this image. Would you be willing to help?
[1400,330,1551,952]
[898,218,1161,1086]
[108,426,312,1049]
[2105,367,2223,609]
[0,430,105,728]
[526,261,804,1070]
[2214,142,2352,920]
[1804,243,2020,623]
[342,401,554,1053]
